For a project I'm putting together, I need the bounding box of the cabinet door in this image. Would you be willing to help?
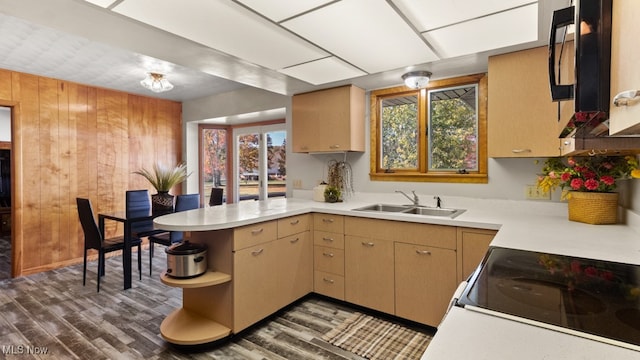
[313,214,344,234]
[292,85,365,152]
[395,243,457,327]
[344,235,394,314]
[277,214,310,238]
[609,1,640,135]
[488,45,572,157]
[460,230,495,280]
[233,241,278,332]
[275,232,312,305]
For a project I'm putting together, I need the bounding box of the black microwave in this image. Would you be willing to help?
[549,0,612,133]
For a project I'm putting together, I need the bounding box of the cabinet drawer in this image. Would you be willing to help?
[313,230,344,249]
[278,214,310,238]
[314,245,344,275]
[234,221,277,250]
[314,270,345,300]
[313,214,344,233]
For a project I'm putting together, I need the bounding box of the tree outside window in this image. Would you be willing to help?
[370,73,487,183]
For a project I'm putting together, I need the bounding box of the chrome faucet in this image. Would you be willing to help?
[396,190,419,206]
[434,196,442,208]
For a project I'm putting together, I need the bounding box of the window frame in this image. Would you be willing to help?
[369,73,488,183]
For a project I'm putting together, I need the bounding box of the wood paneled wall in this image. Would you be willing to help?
[0,68,182,277]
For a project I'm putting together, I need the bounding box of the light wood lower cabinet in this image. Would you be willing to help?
[233,216,312,333]
[276,232,312,306]
[458,228,496,281]
[313,214,346,300]
[162,214,496,344]
[394,243,457,327]
[344,235,395,314]
[233,240,279,332]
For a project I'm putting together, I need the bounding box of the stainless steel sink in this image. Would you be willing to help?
[402,207,466,218]
[352,204,465,218]
[351,203,412,212]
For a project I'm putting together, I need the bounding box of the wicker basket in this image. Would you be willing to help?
[567,191,619,225]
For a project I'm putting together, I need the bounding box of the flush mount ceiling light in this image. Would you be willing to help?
[402,71,432,89]
[140,72,174,93]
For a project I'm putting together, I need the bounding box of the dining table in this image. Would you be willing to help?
[98,208,171,289]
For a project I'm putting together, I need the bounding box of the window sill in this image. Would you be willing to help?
[370,172,488,184]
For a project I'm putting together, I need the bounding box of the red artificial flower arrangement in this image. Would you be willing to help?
[537,155,640,196]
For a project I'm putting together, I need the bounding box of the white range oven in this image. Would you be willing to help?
[454,247,640,352]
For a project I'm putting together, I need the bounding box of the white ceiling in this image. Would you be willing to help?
[0,0,571,103]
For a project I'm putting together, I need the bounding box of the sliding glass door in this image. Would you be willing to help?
[234,124,286,202]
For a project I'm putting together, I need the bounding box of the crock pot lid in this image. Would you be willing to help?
[166,241,207,255]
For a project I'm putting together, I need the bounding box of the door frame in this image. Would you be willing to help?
[0,100,20,278]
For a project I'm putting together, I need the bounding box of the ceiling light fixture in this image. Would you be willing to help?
[402,71,432,89]
[140,72,174,93]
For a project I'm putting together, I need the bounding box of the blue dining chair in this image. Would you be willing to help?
[125,189,167,238]
[77,198,142,292]
[147,193,200,275]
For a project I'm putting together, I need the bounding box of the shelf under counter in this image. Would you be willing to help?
[160,271,231,288]
[160,308,231,345]
[159,270,233,345]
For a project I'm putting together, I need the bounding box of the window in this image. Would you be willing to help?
[233,123,286,202]
[370,73,487,183]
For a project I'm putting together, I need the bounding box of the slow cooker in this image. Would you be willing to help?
[165,241,208,278]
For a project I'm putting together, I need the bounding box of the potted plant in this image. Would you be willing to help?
[324,186,341,203]
[536,156,640,224]
[134,162,190,212]
[326,159,354,201]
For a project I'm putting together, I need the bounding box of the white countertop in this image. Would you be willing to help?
[155,193,640,359]
[420,307,640,360]
[155,193,640,265]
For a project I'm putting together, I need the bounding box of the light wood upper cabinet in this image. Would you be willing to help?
[488,45,574,157]
[608,1,640,135]
[292,85,365,153]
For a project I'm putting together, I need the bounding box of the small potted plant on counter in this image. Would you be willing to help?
[324,186,341,203]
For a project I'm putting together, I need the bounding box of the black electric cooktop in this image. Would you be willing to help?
[457,247,640,348]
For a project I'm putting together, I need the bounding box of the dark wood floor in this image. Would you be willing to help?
[0,245,432,359]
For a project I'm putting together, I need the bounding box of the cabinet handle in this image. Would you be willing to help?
[290,237,300,244]
[323,252,334,257]
[251,228,264,235]
[322,237,334,242]
[416,250,432,255]
[323,278,335,284]
[251,248,264,256]
[290,219,300,225]
[329,144,341,149]
[322,218,334,223]
[361,242,375,247]
[511,149,532,154]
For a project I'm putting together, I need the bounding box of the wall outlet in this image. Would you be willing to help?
[525,185,551,200]
[293,179,303,189]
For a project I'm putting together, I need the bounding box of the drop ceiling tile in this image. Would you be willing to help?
[235,0,333,22]
[282,0,438,74]
[112,0,328,70]
[423,3,538,58]
[278,57,366,85]
[392,0,535,32]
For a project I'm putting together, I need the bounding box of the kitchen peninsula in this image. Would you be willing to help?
[153,195,640,356]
